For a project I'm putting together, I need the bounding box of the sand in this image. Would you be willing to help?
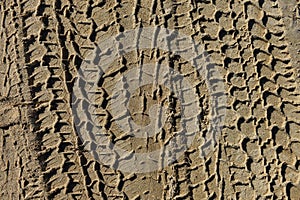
[0,0,299,199]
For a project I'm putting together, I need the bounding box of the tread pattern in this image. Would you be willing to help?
[0,0,299,199]
[0,0,45,199]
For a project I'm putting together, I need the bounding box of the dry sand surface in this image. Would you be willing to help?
[0,0,299,199]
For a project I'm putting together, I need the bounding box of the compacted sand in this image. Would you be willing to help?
[0,0,299,199]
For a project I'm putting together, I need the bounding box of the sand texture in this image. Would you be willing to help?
[0,0,299,199]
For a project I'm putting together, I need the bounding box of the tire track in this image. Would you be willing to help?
[0,0,299,199]
[0,0,45,199]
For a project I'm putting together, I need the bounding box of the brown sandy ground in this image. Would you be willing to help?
[0,0,299,199]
